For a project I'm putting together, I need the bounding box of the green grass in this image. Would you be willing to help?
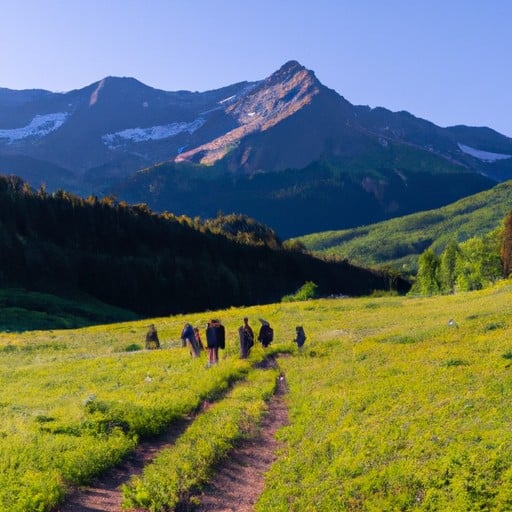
[1,282,512,510]
[0,311,258,511]
[293,179,512,274]
[122,366,279,511]
[0,288,138,331]
[256,281,512,511]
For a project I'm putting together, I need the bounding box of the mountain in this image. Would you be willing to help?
[293,179,512,274]
[109,61,512,237]
[171,61,512,180]
[0,77,259,192]
[1,61,512,237]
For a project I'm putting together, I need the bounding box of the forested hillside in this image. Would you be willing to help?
[112,155,494,239]
[0,176,409,319]
[294,179,512,274]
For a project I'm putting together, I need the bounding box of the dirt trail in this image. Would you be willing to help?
[54,373,289,512]
[55,416,193,512]
[191,374,289,512]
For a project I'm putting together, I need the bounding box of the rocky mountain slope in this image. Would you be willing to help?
[1,61,511,236]
[0,77,258,191]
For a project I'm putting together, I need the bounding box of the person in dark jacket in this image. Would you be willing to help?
[145,324,160,349]
[294,325,306,350]
[257,319,273,348]
[181,323,200,357]
[238,317,254,359]
[205,319,225,367]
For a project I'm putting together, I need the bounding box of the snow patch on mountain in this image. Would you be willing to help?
[458,143,512,162]
[219,95,236,104]
[217,83,259,106]
[102,118,206,148]
[0,112,69,142]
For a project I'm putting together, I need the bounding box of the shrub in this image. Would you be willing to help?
[281,281,318,302]
[123,343,142,352]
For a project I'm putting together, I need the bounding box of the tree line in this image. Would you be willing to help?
[412,210,512,295]
[0,176,409,317]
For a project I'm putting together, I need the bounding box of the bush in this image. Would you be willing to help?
[123,343,142,352]
[281,281,318,302]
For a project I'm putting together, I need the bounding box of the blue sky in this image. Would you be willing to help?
[2,0,511,136]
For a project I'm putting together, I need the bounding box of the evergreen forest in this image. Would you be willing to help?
[0,176,408,323]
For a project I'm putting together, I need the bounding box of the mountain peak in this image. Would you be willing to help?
[87,76,157,106]
[89,76,155,93]
[175,60,321,165]
[277,60,306,73]
[267,60,317,85]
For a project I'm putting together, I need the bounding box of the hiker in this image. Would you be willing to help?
[181,323,200,357]
[194,326,205,352]
[238,316,254,359]
[294,325,306,350]
[205,319,225,367]
[258,318,273,348]
[145,324,160,349]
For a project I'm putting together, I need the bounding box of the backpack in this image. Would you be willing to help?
[215,323,226,349]
[260,324,273,345]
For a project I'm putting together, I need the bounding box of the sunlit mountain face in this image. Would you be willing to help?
[1,61,511,237]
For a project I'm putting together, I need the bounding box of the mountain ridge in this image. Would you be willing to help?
[1,60,511,236]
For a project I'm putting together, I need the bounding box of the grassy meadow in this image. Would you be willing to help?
[1,282,512,510]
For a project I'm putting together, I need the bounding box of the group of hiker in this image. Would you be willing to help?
[145,317,306,364]
[180,317,274,366]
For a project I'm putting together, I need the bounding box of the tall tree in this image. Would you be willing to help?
[438,241,460,294]
[414,249,440,295]
[501,210,512,278]
[454,232,502,291]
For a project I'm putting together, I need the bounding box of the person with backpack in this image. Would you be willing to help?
[181,323,200,357]
[238,317,254,359]
[258,318,273,348]
[193,326,205,352]
[145,324,160,349]
[205,319,225,367]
